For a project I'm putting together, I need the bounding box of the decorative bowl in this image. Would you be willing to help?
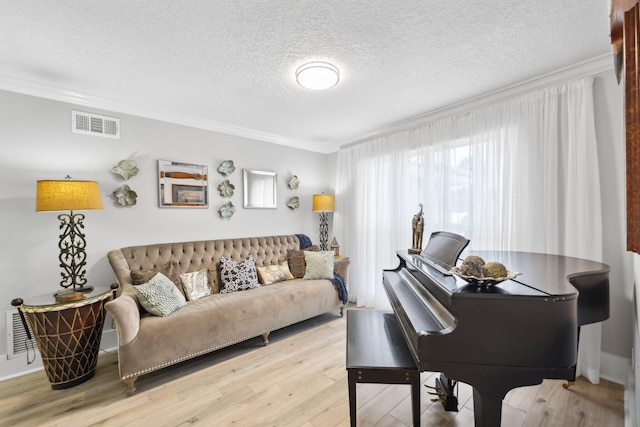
[217,160,235,176]
[218,201,236,218]
[449,266,520,287]
[288,175,300,189]
[217,179,235,197]
[287,196,299,209]
[113,185,137,207]
[112,159,139,180]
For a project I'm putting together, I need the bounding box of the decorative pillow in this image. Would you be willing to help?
[179,269,212,301]
[257,262,294,285]
[303,251,335,280]
[219,254,260,293]
[287,245,319,278]
[131,261,185,297]
[134,272,186,317]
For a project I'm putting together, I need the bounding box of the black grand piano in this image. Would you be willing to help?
[383,232,610,426]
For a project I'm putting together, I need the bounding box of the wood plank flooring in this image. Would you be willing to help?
[0,309,625,426]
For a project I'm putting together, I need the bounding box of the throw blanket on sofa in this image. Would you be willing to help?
[331,273,348,305]
[297,233,348,304]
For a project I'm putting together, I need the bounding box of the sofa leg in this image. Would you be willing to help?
[340,306,345,317]
[262,332,270,345]
[124,377,138,396]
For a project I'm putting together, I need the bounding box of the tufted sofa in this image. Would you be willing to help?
[106,234,346,396]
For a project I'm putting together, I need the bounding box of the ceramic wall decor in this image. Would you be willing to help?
[217,160,235,176]
[113,185,138,206]
[112,159,139,180]
[219,201,236,218]
[287,196,300,209]
[288,175,300,189]
[217,179,235,197]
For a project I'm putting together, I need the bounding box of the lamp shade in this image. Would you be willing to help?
[36,180,103,212]
[312,194,334,212]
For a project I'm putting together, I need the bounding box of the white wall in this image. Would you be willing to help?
[0,89,336,376]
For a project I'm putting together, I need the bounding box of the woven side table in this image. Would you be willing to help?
[13,286,114,389]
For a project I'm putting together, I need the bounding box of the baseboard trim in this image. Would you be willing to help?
[601,351,630,386]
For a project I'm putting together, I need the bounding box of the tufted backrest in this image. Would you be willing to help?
[109,235,301,293]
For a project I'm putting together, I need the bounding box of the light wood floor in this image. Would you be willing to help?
[0,309,625,426]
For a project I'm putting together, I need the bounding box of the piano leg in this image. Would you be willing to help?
[444,366,550,427]
[472,387,505,427]
[563,326,581,389]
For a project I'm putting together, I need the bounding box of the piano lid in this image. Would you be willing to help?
[401,251,552,299]
[467,251,609,298]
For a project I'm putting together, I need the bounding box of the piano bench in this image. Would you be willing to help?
[346,309,420,427]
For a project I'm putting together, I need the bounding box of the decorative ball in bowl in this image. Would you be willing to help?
[450,257,520,287]
[450,267,520,287]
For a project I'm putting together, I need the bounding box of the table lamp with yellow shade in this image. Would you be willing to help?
[36,178,103,297]
[312,193,334,251]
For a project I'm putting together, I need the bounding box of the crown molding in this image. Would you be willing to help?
[0,73,337,154]
[0,54,614,156]
[341,54,615,149]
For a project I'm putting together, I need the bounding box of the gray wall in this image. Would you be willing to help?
[0,89,335,366]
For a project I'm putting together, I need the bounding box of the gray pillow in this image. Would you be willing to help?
[134,272,187,316]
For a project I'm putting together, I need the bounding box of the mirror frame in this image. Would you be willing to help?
[158,160,209,208]
[243,169,277,209]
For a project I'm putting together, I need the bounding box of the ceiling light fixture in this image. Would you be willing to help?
[295,62,340,90]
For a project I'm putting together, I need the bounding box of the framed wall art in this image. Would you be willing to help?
[158,160,208,208]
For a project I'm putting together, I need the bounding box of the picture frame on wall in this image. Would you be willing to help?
[158,160,209,208]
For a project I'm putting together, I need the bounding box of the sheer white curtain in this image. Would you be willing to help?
[334,77,604,382]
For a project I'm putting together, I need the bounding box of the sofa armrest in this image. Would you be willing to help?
[105,294,140,348]
[334,256,350,282]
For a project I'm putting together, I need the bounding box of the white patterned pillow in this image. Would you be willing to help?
[134,272,187,316]
[257,262,294,285]
[220,254,260,293]
[303,251,335,280]
[179,269,212,301]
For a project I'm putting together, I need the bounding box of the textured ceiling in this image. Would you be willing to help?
[0,1,612,153]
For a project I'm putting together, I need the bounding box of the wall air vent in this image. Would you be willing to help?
[6,309,37,359]
[72,110,120,139]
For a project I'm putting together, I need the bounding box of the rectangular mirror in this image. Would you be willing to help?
[243,169,277,209]
[158,160,208,208]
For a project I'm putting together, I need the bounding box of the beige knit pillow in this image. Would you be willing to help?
[302,251,335,280]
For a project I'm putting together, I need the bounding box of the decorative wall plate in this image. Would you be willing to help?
[219,201,236,218]
[288,175,300,189]
[113,185,138,206]
[217,179,235,197]
[217,160,235,176]
[112,160,139,180]
[287,196,300,209]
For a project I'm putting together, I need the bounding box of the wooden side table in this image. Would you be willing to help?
[11,286,114,389]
